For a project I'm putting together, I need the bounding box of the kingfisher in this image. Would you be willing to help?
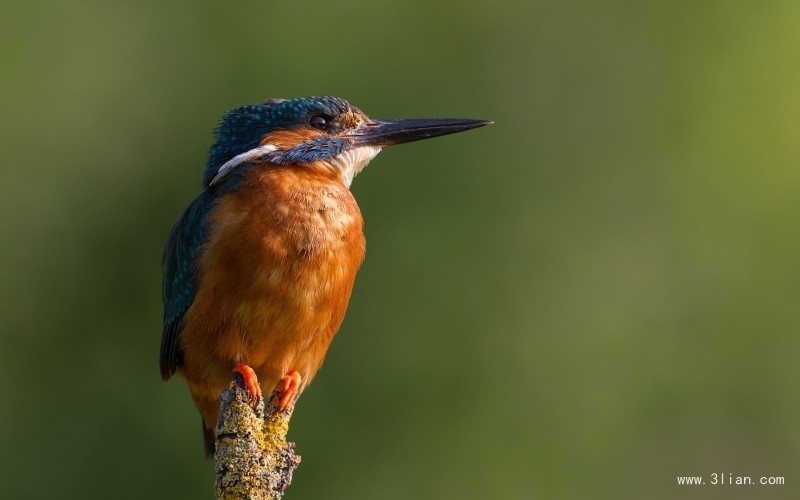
[161,96,490,456]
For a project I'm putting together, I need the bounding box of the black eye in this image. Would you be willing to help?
[308,114,329,131]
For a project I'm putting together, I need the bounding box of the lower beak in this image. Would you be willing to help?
[348,118,491,147]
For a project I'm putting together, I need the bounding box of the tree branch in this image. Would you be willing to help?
[214,375,301,500]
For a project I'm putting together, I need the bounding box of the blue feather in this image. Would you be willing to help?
[202,96,352,187]
[268,136,348,165]
[160,192,214,380]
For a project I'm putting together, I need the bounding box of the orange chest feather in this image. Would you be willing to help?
[190,164,366,353]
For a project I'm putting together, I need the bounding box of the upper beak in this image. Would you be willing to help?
[348,118,492,147]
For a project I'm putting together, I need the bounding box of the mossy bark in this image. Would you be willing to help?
[214,376,300,500]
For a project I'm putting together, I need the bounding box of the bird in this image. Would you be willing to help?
[161,96,490,456]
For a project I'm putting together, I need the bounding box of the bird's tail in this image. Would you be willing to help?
[203,419,215,458]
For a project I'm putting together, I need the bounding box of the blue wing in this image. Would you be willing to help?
[160,193,213,380]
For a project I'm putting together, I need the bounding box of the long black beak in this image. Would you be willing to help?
[349,118,491,147]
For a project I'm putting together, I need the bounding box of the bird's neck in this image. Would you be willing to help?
[318,145,382,187]
[224,164,364,259]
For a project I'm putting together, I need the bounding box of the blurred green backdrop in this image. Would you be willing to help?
[1,1,798,499]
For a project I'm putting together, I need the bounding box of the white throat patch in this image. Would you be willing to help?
[324,145,382,187]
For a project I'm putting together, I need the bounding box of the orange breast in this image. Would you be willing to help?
[179,163,365,429]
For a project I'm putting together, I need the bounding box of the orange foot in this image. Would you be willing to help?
[233,363,262,402]
[279,371,302,410]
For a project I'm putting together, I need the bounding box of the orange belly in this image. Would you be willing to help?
[179,163,365,434]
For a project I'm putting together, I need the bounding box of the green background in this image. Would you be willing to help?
[2,1,798,499]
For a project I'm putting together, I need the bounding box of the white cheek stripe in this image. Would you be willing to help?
[210,144,279,186]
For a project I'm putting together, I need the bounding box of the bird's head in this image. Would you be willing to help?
[203,96,490,188]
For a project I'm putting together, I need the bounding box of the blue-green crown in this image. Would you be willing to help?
[203,96,353,187]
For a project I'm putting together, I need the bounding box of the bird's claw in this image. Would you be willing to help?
[233,363,262,403]
[279,371,302,410]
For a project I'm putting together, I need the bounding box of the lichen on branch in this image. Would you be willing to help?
[214,376,301,500]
